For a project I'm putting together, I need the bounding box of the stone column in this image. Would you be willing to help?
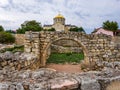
[24,31,33,53]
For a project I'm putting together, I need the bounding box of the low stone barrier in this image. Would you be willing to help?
[0,51,40,70]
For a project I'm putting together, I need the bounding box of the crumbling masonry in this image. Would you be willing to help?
[24,31,120,67]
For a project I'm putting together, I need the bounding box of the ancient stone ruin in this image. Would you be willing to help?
[24,31,119,68]
[0,31,120,90]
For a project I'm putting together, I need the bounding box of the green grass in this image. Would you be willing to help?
[47,52,84,64]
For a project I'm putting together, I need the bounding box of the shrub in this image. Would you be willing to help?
[0,32,15,44]
[69,27,86,33]
[48,28,55,31]
[44,28,55,31]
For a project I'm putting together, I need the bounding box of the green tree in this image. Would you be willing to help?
[16,28,26,34]
[6,30,16,34]
[0,25,4,32]
[17,20,42,34]
[69,27,85,33]
[102,20,119,31]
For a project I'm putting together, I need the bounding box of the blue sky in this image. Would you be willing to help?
[0,0,120,33]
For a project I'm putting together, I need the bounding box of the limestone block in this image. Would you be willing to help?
[40,34,46,37]
[24,45,32,49]
[34,39,40,43]
[0,83,9,90]
[40,39,45,42]
[32,70,45,79]
[11,66,15,70]
[25,48,31,53]
[25,34,31,40]
[34,44,39,48]
[90,40,97,42]
[9,84,16,90]
[19,60,23,64]
[45,39,50,42]
[32,49,40,53]
[107,52,112,55]
[16,83,25,90]
[91,49,96,52]
[25,61,28,66]
[50,79,79,90]
[98,39,103,42]
[9,62,14,67]
[25,40,31,43]
[114,50,118,53]
[32,34,39,38]
[81,80,100,90]
[24,44,29,48]
[13,62,18,66]
[1,61,7,66]
[27,60,31,65]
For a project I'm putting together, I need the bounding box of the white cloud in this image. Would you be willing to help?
[0,0,120,33]
[0,0,9,6]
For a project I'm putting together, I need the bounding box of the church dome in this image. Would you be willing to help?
[54,13,65,19]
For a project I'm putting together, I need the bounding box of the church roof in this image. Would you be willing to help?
[43,24,52,27]
[65,24,76,27]
[54,13,65,19]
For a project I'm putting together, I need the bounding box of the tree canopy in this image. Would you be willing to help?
[102,20,119,31]
[17,20,42,34]
[69,27,85,33]
[0,25,4,32]
[6,30,16,34]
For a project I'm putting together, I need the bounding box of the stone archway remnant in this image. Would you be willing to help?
[43,38,89,65]
[25,31,116,67]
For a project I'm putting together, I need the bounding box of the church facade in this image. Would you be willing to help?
[43,14,76,32]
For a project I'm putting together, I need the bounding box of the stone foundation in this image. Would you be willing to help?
[0,68,119,90]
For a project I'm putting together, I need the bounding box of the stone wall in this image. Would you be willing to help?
[51,44,83,53]
[24,31,120,66]
[15,34,25,45]
[0,51,40,70]
[51,39,83,53]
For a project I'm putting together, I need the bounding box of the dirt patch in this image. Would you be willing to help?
[45,64,82,73]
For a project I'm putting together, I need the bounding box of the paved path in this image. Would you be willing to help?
[46,64,82,73]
